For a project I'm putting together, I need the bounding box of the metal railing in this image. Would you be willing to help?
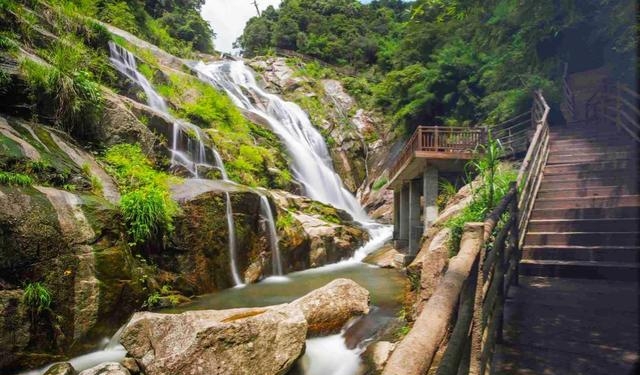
[585,80,640,142]
[562,62,576,120]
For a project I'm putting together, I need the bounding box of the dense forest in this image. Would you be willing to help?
[239,0,637,133]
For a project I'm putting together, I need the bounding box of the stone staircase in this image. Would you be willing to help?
[520,124,640,281]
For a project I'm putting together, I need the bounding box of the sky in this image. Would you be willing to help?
[200,0,381,53]
[200,0,281,53]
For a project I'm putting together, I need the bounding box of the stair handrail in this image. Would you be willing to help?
[585,79,640,142]
[516,90,551,248]
[562,62,576,120]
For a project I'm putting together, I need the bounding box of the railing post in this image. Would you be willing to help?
[469,223,486,375]
[509,182,520,287]
[434,126,439,151]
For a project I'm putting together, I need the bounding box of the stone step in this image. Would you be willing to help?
[527,218,639,232]
[549,144,633,156]
[548,137,631,148]
[530,206,640,220]
[522,245,640,263]
[544,160,638,175]
[525,232,640,247]
[536,186,635,199]
[539,177,634,190]
[547,151,635,165]
[533,195,640,210]
[519,259,640,281]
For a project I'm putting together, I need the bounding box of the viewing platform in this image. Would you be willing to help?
[389,126,487,255]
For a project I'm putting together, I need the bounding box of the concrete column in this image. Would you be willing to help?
[408,179,422,254]
[393,191,400,240]
[423,166,439,232]
[398,184,409,246]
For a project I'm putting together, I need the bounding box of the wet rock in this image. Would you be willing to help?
[0,290,31,369]
[363,341,396,374]
[78,362,130,375]
[121,307,307,375]
[289,278,370,336]
[363,244,403,269]
[321,79,356,111]
[120,358,140,374]
[44,362,76,375]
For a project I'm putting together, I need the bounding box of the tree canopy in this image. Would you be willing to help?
[238,0,637,134]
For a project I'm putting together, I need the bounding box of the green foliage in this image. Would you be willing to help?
[145,291,161,309]
[372,176,388,191]
[23,282,52,315]
[436,178,457,211]
[445,137,516,256]
[276,210,296,232]
[239,0,636,131]
[104,144,179,245]
[20,38,104,134]
[238,0,409,68]
[0,171,33,186]
[93,0,213,56]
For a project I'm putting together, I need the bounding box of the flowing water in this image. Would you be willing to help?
[194,60,369,222]
[260,195,283,276]
[108,42,167,112]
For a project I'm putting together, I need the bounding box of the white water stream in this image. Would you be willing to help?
[260,195,283,276]
[194,60,369,222]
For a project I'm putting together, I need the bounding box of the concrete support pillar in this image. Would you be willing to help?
[393,191,400,240]
[408,179,422,254]
[398,184,410,246]
[423,166,439,232]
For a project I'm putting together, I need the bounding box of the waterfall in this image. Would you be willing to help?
[108,43,243,286]
[259,195,283,276]
[108,41,167,112]
[193,61,369,222]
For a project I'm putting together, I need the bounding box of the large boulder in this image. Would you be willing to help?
[121,307,307,375]
[120,279,370,375]
[289,278,370,336]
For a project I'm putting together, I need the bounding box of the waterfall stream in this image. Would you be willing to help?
[194,61,369,222]
[260,195,283,276]
[108,43,243,286]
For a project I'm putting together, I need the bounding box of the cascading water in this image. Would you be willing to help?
[194,61,369,222]
[108,44,243,286]
[259,195,283,276]
[108,42,168,112]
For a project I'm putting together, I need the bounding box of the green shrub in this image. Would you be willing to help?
[0,171,33,186]
[445,137,516,256]
[104,144,179,245]
[23,281,52,315]
[121,187,173,245]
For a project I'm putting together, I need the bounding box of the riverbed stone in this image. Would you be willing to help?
[78,362,130,375]
[121,307,307,375]
[289,278,370,336]
[44,362,76,375]
[120,358,140,374]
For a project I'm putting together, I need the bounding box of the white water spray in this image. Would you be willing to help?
[194,61,369,222]
[259,195,283,276]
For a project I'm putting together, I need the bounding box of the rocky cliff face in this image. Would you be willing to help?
[247,57,396,221]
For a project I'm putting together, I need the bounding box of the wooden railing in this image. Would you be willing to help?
[382,91,551,375]
[389,127,487,179]
[585,80,640,142]
[562,62,576,120]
